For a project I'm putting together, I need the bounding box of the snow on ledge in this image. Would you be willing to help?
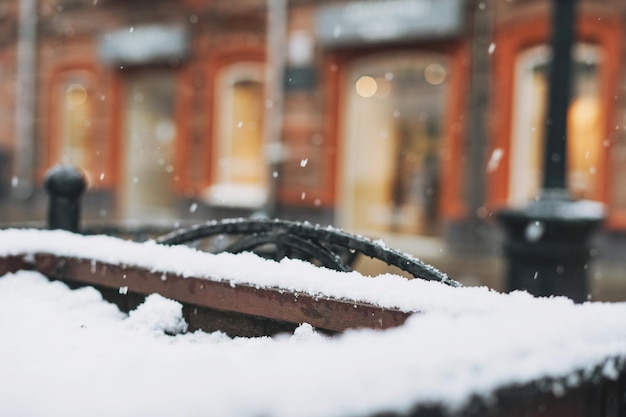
[2,229,626,417]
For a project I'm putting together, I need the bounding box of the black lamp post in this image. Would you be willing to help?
[497,0,604,302]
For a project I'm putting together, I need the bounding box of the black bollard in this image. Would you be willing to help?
[44,165,86,233]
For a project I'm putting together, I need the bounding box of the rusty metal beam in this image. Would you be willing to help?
[0,255,31,276]
[28,254,411,334]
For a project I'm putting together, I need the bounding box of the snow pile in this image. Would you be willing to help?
[125,294,188,335]
[2,272,626,416]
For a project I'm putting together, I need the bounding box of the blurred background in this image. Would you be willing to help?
[0,0,625,299]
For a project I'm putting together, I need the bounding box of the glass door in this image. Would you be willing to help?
[341,54,450,236]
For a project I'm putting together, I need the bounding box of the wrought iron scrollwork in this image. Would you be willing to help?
[156,218,460,287]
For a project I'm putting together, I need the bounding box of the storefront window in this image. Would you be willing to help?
[341,54,449,236]
[122,70,177,219]
[208,63,266,208]
[509,44,602,205]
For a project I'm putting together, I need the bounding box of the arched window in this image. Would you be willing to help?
[508,44,603,205]
[55,72,94,174]
[207,63,267,208]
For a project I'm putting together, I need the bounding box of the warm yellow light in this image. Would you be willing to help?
[424,64,447,85]
[570,96,599,126]
[355,76,377,98]
[66,83,87,106]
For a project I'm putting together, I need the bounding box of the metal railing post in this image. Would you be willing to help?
[44,166,86,233]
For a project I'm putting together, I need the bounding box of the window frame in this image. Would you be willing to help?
[203,47,267,209]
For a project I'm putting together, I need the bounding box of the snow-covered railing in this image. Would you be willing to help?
[2,229,626,417]
[5,166,459,334]
[0,229,420,335]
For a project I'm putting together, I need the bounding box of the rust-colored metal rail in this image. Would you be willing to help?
[1,252,411,336]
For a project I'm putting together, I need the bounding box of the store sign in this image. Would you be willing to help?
[316,0,463,47]
[99,25,189,65]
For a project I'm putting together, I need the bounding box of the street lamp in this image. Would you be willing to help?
[497,0,604,302]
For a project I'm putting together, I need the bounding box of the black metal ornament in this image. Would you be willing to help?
[157,218,459,287]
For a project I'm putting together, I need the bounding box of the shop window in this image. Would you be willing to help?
[208,63,266,208]
[508,44,602,205]
[122,70,177,219]
[341,55,450,236]
[55,73,93,174]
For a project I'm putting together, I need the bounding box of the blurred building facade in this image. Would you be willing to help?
[1,0,626,292]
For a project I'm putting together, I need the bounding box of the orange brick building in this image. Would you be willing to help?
[1,0,625,288]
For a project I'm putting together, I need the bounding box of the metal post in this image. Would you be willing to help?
[542,0,575,193]
[262,0,287,219]
[497,0,604,302]
[44,166,86,233]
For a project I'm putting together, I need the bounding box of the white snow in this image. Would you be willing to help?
[486,148,504,173]
[125,293,188,335]
[1,229,626,416]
